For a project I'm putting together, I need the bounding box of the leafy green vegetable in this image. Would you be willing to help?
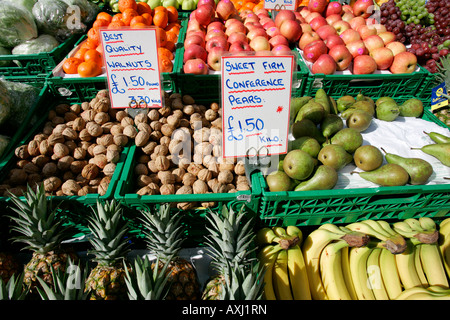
[0,2,38,48]
[12,34,59,55]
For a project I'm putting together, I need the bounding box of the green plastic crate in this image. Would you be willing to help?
[0,34,81,80]
[416,69,440,105]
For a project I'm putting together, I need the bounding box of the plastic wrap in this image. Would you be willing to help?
[62,0,101,25]
[0,47,12,67]
[12,34,59,55]
[0,2,38,48]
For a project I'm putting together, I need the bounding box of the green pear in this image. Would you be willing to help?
[321,114,344,139]
[399,98,423,117]
[411,143,450,167]
[424,131,450,144]
[351,100,375,116]
[355,93,375,108]
[376,101,400,121]
[290,96,312,124]
[315,88,330,114]
[376,97,396,107]
[337,95,356,112]
[328,96,338,114]
[289,136,321,158]
[346,109,373,132]
[382,148,433,185]
[282,149,315,180]
[295,101,325,124]
[318,144,353,171]
[340,107,357,120]
[294,165,338,191]
[266,170,293,192]
[351,163,410,186]
[291,118,326,143]
[330,128,363,154]
[353,145,383,171]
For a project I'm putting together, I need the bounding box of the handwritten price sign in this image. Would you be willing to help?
[221,55,294,158]
[264,0,298,11]
[100,28,163,109]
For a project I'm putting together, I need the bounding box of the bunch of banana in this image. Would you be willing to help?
[395,286,450,300]
[439,217,450,279]
[256,226,311,300]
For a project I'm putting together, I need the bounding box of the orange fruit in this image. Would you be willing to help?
[63,57,83,74]
[155,27,167,47]
[130,15,147,26]
[121,8,139,26]
[111,13,123,23]
[136,1,152,15]
[80,38,98,50]
[108,21,126,29]
[153,6,168,15]
[141,13,153,25]
[153,11,168,28]
[166,6,178,23]
[84,49,103,66]
[96,44,103,55]
[87,27,101,46]
[118,0,137,13]
[97,12,113,23]
[158,46,174,61]
[252,2,264,12]
[92,18,110,29]
[164,40,176,52]
[165,31,178,44]
[165,22,181,35]
[131,22,148,29]
[73,47,88,60]
[78,60,102,77]
[159,56,173,73]
[242,2,256,11]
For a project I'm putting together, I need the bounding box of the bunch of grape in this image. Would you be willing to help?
[395,0,434,26]
[425,0,450,37]
[380,0,407,43]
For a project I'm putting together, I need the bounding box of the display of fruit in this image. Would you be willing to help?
[256,217,450,300]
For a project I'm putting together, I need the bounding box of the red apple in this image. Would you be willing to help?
[195,4,215,27]
[303,40,328,63]
[229,40,252,53]
[255,49,274,56]
[269,34,290,48]
[247,27,268,40]
[272,44,293,55]
[299,31,320,50]
[183,44,208,63]
[207,47,226,71]
[249,35,271,52]
[372,24,387,34]
[227,32,248,44]
[266,26,282,38]
[357,24,377,40]
[225,18,242,28]
[308,0,328,14]
[363,34,384,52]
[305,12,322,23]
[340,28,361,45]
[299,7,311,19]
[245,21,264,31]
[207,21,225,33]
[225,21,247,36]
[259,16,273,26]
[197,0,216,9]
[326,1,342,16]
[205,29,227,42]
[280,19,303,43]
[353,0,375,19]
[346,40,368,58]
[310,16,328,31]
[352,54,377,74]
[184,58,209,74]
[316,25,337,40]
[378,31,396,45]
[312,54,337,74]
[341,12,355,23]
[329,44,352,71]
[324,34,345,50]
[206,36,229,52]
[349,16,366,31]
[389,51,417,74]
[342,4,354,14]
[184,34,206,49]
[187,19,206,33]
[326,14,342,26]
[274,10,296,29]
[255,8,270,18]
[300,23,313,33]
[216,0,236,20]
[385,41,407,56]
[370,46,394,70]
[332,20,351,35]
[262,19,276,30]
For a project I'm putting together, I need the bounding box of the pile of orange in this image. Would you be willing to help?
[230,0,265,13]
[63,0,180,77]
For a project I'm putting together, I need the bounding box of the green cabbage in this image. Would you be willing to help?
[2,0,37,13]
[12,34,59,55]
[0,80,12,127]
[62,0,100,25]
[0,2,38,48]
[0,47,12,67]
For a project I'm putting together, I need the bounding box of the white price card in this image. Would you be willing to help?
[221,54,294,158]
[100,28,163,109]
[264,0,298,11]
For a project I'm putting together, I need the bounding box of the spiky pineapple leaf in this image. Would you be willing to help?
[0,273,28,300]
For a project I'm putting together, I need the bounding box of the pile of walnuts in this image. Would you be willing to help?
[133,92,250,210]
[0,89,129,197]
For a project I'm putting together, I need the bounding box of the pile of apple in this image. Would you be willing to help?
[298,0,419,75]
[183,0,303,74]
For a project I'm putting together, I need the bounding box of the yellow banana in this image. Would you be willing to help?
[349,245,376,300]
[319,223,347,236]
[405,292,450,300]
[414,244,429,287]
[439,222,450,278]
[256,227,281,246]
[361,220,393,238]
[419,217,437,231]
[346,221,389,241]
[420,243,449,288]
[392,221,417,238]
[286,225,303,243]
[395,286,450,300]
[404,218,426,233]
[319,240,352,300]
[376,220,398,237]
[273,226,287,238]
[395,286,431,300]
[302,229,349,300]
[258,244,283,300]
[287,244,311,300]
[439,217,450,230]
[341,246,358,300]
[395,240,423,290]
[366,248,389,300]
[379,248,403,300]
[272,249,293,300]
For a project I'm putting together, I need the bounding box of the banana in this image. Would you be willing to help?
[349,244,376,300]
[319,240,352,300]
[286,225,302,242]
[404,218,426,233]
[256,227,281,246]
[346,221,390,241]
[439,217,450,230]
[341,246,358,300]
[272,249,293,300]
[396,285,450,300]
[395,240,423,290]
[361,220,393,239]
[302,229,350,300]
[420,243,449,288]
[366,248,389,300]
[258,244,283,300]
[273,226,288,238]
[419,217,437,231]
[405,292,450,300]
[319,223,347,236]
[287,244,311,300]
[376,220,398,237]
[379,248,403,300]
[414,244,429,287]
[392,221,417,238]
[439,222,450,278]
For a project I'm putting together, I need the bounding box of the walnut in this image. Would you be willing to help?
[234,160,246,175]
[55,103,70,115]
[193,127,211,143]
[149,130,163,142]
[43,177,62,192]
[205,109,217,121]
[97,134,114,147]
[65,141,77,153]
[159,106,171,117]
[57,155,74,171]
[15,145,29,160]
[218,170,234,185]
[53,143,70,159]
[182,172,196,186]
[96,89,110,100]
[182,95,195,105]
[93,145,107,156]
[137,122,152,133]
[32,155,50,168]
[113,134,128,147]
[147,160,158,173]
[8,169,28,185]
[176,185,193,195]
[94,112,110,125]
[150,120,162,132]
[86,122,103,137]
[98,176,111,196]
[61,179,81,196]
[93,154,108,169]
[73,147,87,160]
[134,112,148,125]
[177,157,191,170]
[110,124,123,136]
[197,169,213,182]
[42,162,58,178]
[212,183,228,194]
[81,109,97,122]
[161,123,175,137]
[147,182,160,193]
[211,117,222,129]
[160,184,175,195]
[166,115,180,127]
[201,200,216,208]
[106,148,121,163]
[212,145,222,158]
[123,125,138,138]
[193,179,208,194]
[87,143,97,157]
[70,103,81,114]
[187,163,203,176]
[92,97,110,112]
[148,109,160,121]
[64,112,78,122]
[172,168,185,183]
[78,185,94,196]
[136,174,153,187]
[141,141,157,155]
[115,110,128,122]
[70,160,88,174]
[27,140,40,157]
[153,145,169,157]
[82,163,99,180]
[79,129,92,141]
[155,155,170,171]
[236,181,250,191]
[121,117,134,127]
[81,101,90,111]
[39,140,53,156]
[103,163,116,176]
[137,186,155,196]
[158,171,175,185]
[51,116,65,126]
[101,121,115,133]
[160,136,171,146]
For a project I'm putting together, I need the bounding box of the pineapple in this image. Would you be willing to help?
[221,260,265,300]
[0,272,29,300]
[84,200,131,300]
[7,183,78,296]
[201,204,259,300]
[140,203,201,300]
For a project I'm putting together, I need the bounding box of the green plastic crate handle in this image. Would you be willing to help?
[367,191,422,206]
